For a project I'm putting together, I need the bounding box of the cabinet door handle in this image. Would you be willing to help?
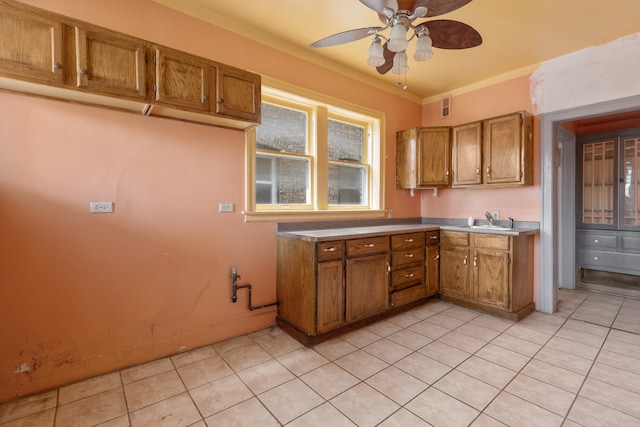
[594,256,599,261]
[79,68,88,75]
[473,256,477,267]
[323,247,336,252]
[404,238,414,243]
[486,166,491,177]
[364,243,375,248]
[405,273,414,278]
[386,262,391,273]
[464,256,468,266]
[445,169,450,177]
[433,252,440,261]
[476,168,480,176]
[218,98,224,103]
[53,62,62,70]
[203,95,209,101]
[405,254,414,258]
[594,239,599,243]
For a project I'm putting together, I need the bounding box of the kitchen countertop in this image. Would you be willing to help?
[277,223,539,242]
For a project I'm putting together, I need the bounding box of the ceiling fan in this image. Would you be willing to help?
[309,0,482,75]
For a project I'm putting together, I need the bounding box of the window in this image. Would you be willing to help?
[245,81,384,221]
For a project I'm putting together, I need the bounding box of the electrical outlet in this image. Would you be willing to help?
[90,201,113,213]
[219,202,234,213]
[492,210,500,220]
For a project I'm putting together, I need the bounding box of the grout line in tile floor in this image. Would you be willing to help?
[1,288,640,426]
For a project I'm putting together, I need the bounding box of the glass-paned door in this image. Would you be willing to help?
[622,137,640,228]
[581,140,616,226]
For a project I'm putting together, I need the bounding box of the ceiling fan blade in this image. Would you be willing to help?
[419,20,482,49]
[423,0,473,17]
[309,27,382,48]
[359,0,398,14]
[376,43,394,74]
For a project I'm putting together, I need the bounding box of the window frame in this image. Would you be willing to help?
[244,78,385,222]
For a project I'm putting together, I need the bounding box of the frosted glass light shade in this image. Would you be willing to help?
[387,24,408,52]
[414,35,434,61]
[367,38,385,67]
[391,51,409,74]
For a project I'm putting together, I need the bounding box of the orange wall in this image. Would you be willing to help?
[0,0,422,401]
[420,74,541,307]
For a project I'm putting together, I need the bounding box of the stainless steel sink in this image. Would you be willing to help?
[470,225,513,231]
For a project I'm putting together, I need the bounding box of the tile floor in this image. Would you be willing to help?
[2,289,640,427]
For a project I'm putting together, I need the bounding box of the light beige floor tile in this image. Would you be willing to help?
[120,358,173,385]
[503,323,552,345]
[335,349,388,380]
[456,356,517,389]
[602,336,640,360]
[124,370,185,411]
[525,311,566,326]
[365,366,428,405]
[475,343,531,371]
[456,323,502,342]
[385,311,422,328]
[249,326,303,357]
[177,354,233,389]
[312,338,357,361]
[490,333,542,357]
[186,421,206,427]
[516,318,562,335]
[363,338,412,364]
[534,347,593,375]
[330,382,400,427]
[424,313,466,330]
[579,377,640,418]
[56,388,127,427]
[340,328,383,348]
[545,336,600,360]
[0,408,55,427]
[258,378,324,424]
[408,319,451,340]
[377,408,431,427]
[441,306,482,322]
[612,318,640,334]
[470,413,509,427]
[554,327,607,348]
[97,415,130,427]
[607,329,640,346]
[300,363,359,400]
[434,369,500,411]
[597,349,640,376]
[405,387,479,426]
[405,303,441,320]
[364,319,403,337]
[469,314,514,332]
[385,328,433,351]
[212,335,254,354]
[286,402,356,427]
[394,352,451,385]
[189,374,252,417]
[129,392,201,427]
[562,319,609,337]
[236,359,295,395]
[204,397,279,427]
[589,361,640,394]
[219,343,273,371]
[520,359,585,393]
[484,392,563,427]
[438,330,486,353]
[170,345,217,368]
[277,347,329,376]
[505,374,575,417]
[0,390,57,424]
[417,340,471,368]
[568,396,640,427]
[59,372,121,405]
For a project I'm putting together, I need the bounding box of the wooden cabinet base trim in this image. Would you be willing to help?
[440,295,535,321]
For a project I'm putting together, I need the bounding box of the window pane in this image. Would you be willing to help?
[257,154,310,205]
[256,103,307,154]
[328,119,364,162]
[328,163,367,205]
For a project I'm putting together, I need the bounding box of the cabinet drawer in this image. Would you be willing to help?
[578,248,640,275]
[392,247,424,269]
[440,231,469,247]
[391,232,425,250]
[317,241,343,262]
[391,265,424,290]
[391,285,426,307]
[425,231,440,246]
[472,234,510,250]
[576,232,617,249]
[347,236,389,257]
[621,235,640,251]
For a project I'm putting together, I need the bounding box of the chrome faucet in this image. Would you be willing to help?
[484,211,495,226]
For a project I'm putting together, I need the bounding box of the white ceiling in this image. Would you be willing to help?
[154,0,640,100]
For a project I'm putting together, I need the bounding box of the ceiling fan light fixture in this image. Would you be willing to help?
[367,37,385,67]
[414,34,434,61]
[391,51,409,74]
[387,23,409,52]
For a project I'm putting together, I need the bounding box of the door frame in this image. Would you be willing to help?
[539,94,640,313]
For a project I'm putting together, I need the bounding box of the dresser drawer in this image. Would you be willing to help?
[425,231,440,246]
[391,264,424,290]
[391,232,425,250]
[472,234,510,250]
[346,236,389,257]
[392,247,424,269]
[317,241,343,262]
[576,232,617,249]
[440,231,469,247]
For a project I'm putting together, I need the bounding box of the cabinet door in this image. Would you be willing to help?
[425,245,440,296]
[419,127,451,187]
[452,121,482,186]
[472,248,510,308]
[317,260,344,333]
[439,246,470,299]
[74,26,147,99]
[154,46,212,112]
[0,3,64,84]
[215,64,260,122]
[345,253,389,323]
[396,128,418,189]
[483,112,525,185]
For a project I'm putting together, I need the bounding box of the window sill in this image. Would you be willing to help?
[243,209,389,222]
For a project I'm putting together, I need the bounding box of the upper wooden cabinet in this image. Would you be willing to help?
[72,26,147,100]
[0,0,260,130]
[452,111,533,188]
[396,127,451,189]
[0,1,64,85]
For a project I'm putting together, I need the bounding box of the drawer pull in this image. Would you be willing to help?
[594,256,598,261]
[433,252,440,261]
[364,243,375,248]
[405,254,414,258]
[323,247,336,252]
[405,238,414,243]
[473,256,477,268]
[594,239,599,243]
[405,273,414,278]
[429,235,438,240]
[464,256,468,266]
